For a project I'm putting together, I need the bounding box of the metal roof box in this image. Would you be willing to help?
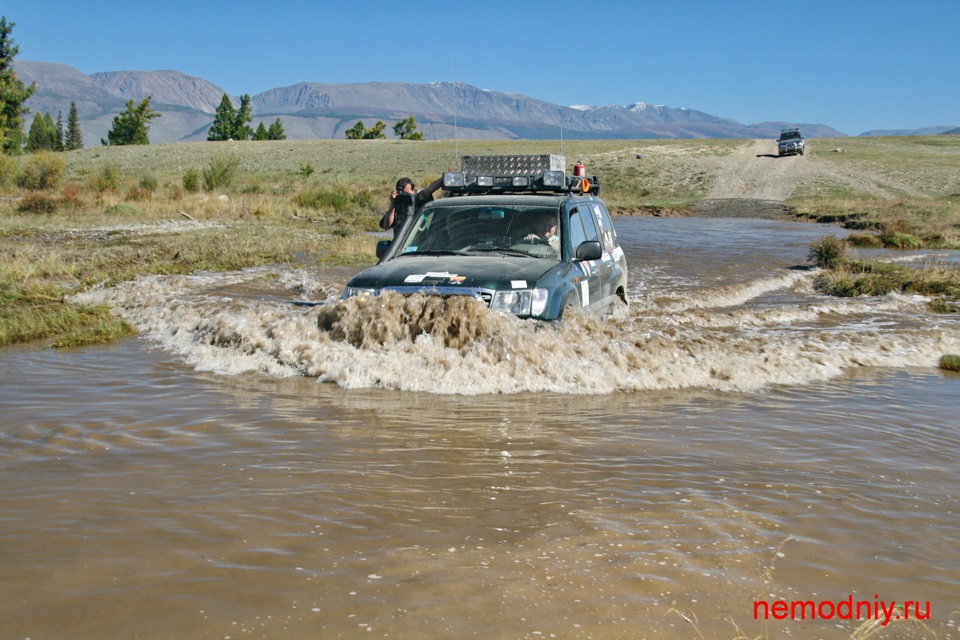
[460,154,566,177]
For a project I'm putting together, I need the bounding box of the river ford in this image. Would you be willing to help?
[1,216,958,639]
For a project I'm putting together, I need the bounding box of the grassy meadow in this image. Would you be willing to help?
[1,135,959,349]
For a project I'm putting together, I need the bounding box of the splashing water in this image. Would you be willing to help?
[72,252,959,395]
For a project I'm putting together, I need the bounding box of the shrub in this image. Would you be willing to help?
[16,152,65,190]
[92,163,121,192]
[202,153,241,191]
[183,168,201,192]
[846,233,883,248]
[299,162,315,178]
[808,235,848,269]
[929,298,959,314]
[0,153,16,188]
[814,271,901,297]
[125,186,150,201]
[295,186,352,210]
[880,230,923,249]
[940,355,960,372]
[16,193,58,214]
[139,174,158,192]
[295,184,375,213]
[60,183,84,208]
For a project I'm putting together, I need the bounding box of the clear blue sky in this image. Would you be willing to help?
[4,0,958,135]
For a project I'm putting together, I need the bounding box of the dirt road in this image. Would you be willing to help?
[691,139,821,218]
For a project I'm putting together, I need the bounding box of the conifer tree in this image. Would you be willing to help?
[65,101,83,150]
[102,97,160,146]
[208,94,237,141]
[208,93,255,141]
[234,94,253,141]
[0,17,36,154]
[25,111,60,152]
[55,111,64,151]
[252,122,269,141]
[267,118,286,140]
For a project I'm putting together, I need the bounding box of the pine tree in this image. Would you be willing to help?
[233,94,253,141]
[25,111,60,152]
[267,118,285,140]
[65,101,83,150]
[55,111,64,151]
[25,112,49,152]
[252,122,269,141]
[101,97,160,146]
[207,93,255,141]
[0,17,36,154]
[208,94,237,141]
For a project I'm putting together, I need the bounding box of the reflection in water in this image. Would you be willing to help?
[2,217,958,639]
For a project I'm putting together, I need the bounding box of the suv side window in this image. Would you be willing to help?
[591,203,618,251]
[568,206,600,250]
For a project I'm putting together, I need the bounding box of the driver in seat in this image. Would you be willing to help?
[513,211,560,255]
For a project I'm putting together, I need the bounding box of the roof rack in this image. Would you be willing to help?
[442,154,600,196]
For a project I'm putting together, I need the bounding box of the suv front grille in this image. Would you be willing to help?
[382,286,496,308]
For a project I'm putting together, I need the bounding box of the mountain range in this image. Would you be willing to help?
[14,60,951,147]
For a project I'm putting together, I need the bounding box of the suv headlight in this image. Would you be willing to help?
[342,286,377,300]
[490,288,549,316]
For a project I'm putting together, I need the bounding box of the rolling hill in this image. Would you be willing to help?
[15,60,856,147]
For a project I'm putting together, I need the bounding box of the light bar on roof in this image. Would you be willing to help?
[443,171,465,188]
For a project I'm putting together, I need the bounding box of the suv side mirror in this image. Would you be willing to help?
[575,240,603,261]
[375,240,392,260]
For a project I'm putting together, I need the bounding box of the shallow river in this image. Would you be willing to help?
[2,217,958,640]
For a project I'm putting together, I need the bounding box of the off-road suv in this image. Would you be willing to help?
[778,128,805,156]
[342,155,628,320]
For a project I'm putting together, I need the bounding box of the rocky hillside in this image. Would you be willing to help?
[16,60,849,146]
[88,70,227,113]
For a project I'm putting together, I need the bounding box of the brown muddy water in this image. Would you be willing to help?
[2,217,959,640]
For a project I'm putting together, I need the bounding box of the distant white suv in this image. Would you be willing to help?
[778,128,805,156]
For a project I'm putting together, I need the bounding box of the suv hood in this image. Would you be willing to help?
[348,254,559,291]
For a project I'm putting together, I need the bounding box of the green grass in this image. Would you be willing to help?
[2,136,958,347]
[790,135,960,248]
[941,355,960,371]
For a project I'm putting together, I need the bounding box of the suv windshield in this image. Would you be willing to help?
[779,130,801,140]
[394,204,561,259]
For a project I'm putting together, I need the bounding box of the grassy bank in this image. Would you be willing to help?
[788,135,960,248]
[2,136,959,348]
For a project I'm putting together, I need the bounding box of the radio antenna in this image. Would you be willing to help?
[454,81,459,167]
[450,63,460,169]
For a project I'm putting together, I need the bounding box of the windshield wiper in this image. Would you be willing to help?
[396,249,466,257]
[466,247,539,257]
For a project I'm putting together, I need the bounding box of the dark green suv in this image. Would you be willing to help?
[341,155,628,320]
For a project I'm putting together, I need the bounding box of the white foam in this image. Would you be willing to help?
[71,266,960,395]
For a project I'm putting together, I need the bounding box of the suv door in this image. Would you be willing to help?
[567,203,607,311]
[590,201,627,306]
